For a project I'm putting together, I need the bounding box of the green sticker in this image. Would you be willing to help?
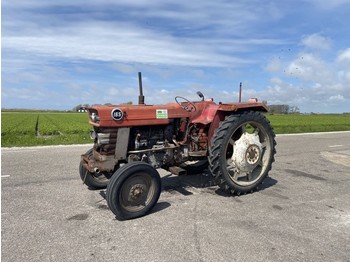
[156,109,168,119]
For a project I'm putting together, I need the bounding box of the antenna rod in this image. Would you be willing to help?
[138,72,145,104]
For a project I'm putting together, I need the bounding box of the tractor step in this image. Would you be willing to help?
[169,166,187,176]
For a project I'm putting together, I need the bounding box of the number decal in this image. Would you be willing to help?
[111,108,124,121]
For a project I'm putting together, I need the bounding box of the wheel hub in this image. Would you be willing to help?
[231,132,262,172]
[246,144,260,165]
[129,184,146,201]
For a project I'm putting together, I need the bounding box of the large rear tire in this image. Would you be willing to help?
[209,111,276,195]
[106,161,161,220]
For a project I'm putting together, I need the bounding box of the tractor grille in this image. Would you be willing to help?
[94,129,118,155]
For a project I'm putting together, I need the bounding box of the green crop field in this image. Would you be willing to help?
[1,111,350,147]
[1,112,92,147]
[267,114,350,134]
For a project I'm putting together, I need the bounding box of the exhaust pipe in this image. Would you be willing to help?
[138,72,145,104]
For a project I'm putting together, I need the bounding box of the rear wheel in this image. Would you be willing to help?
[209,111,276,195]
[79,148,111,190]
[106,161,161,220]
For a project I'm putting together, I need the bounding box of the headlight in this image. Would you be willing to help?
[90,112,100,123]
[89,130,97,140]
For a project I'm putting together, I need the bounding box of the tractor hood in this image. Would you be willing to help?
[87,103,192,127]
[87,100,267,128]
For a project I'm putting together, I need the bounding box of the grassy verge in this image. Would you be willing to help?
[1,133,92,147]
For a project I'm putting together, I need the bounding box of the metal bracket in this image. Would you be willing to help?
[115,128,130,160]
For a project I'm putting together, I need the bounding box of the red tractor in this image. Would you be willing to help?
[80,73,276,220]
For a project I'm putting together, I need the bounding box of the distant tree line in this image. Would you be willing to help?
[72,104,90,112]
[268,104,300,114]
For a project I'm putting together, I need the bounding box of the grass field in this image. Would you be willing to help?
[1,111,350,147]
[267,114,350,134]
[1,112,91,147]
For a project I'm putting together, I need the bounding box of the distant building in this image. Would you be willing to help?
[78,107,88,112]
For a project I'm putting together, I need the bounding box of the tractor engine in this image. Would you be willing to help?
[88,119,207,173]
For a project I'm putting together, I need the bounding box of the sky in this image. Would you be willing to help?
[2,0,350,113]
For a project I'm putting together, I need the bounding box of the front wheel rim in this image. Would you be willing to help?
[119,172,156,213]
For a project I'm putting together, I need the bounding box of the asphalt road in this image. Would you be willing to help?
[2,132,350,262]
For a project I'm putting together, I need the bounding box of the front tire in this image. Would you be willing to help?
[106,161,161,220]
[209,111,276,195]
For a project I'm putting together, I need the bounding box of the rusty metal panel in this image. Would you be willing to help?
[115,128,130,160]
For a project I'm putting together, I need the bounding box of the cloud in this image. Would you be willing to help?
[112,63,136,75]
[285,53,336,84]
[337,48,350,63]
[2,0,288,70]
[2,22,249,68]
[309,0,350,9]
[328,94,345,102]
[259,29,350,113]
[301,34,331,50]
[259,76,348,113]
[265,57,283,72]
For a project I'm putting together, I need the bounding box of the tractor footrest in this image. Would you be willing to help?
[169,166,187,176]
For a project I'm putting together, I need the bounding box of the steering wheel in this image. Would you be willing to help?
[175,96,197,112]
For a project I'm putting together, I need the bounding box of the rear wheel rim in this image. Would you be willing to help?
[224,121,272,187]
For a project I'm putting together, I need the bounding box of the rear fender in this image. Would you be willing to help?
[207,103,268,140]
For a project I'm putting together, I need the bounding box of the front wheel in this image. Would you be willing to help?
[106,161,161,220]
[209,111,276,195]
